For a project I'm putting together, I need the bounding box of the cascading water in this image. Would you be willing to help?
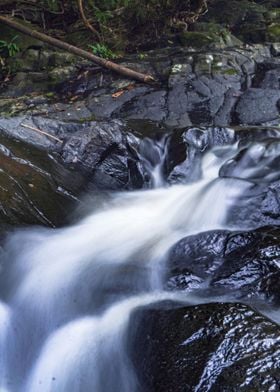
[0,136,265,392]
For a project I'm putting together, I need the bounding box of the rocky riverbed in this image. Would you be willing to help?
[0,3,280,390]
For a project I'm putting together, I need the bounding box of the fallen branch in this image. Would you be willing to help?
[77,0,101,40]
[21,123,63,143]
[0,15,155,84]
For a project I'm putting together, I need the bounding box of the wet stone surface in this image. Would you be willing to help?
[0,133,86,227]
[130,302,280,392]
[1,44,279,128]
[165,227,280,306]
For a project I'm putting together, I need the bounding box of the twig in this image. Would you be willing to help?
[77,0,101,40]
[21,123,63,143]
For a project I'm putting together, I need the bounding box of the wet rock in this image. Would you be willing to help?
[271,43,280,56]
[1,44,278,127]
[0,133,85,227]
[131,302,280,392]
[86,85,151,120]
[0,116,151,192]
[61,120,149,190]
[165,127,236,184]
[220,137,280,227]
[166,227,280,305]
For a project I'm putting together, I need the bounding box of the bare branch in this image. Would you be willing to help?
[0,15,156,84]
[77,0,101,40]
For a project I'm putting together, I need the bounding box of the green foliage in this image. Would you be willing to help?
[44,0,61,12]
[0,1,210,53]
[88,43,117,59]
[0,36,20,58]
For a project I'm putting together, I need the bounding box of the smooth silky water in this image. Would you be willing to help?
[0,135,276,392]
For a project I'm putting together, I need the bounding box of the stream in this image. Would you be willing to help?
[0,131,279,391]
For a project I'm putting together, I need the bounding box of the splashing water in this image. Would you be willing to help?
[0,140,252,392]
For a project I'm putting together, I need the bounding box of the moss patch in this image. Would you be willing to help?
[268,23,280,41]
[178,32,214,48]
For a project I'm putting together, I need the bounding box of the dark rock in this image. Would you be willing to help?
[201,0,278,44]
[60,120,150,190]
[131,302,280,392]
[119,90,167,122]
[259,69,280,89]
[1,44,278,127]
[86,85,151,120]
[165,127,236,184]
[0,133,85,227]
[0,116,153,192]
[166,227,280,305]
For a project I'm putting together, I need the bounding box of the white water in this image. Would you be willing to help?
[0,141,253,392]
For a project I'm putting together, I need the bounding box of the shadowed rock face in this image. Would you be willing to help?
[0,133,85,227]
[0,116,151,192]
[0,116,165,226]
[130,302,280,392]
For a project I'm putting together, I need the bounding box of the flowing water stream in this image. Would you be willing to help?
[0,135,274,391]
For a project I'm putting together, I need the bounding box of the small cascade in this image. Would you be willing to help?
[0,140,255,391]
[26,292,189,392]
[139,136,168,187]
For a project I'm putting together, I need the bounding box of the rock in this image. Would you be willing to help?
[201,0,277,44]
[267,23,280,42]
[131,302,280,392]
[271,43,280,56]
[60,120,149,190]
[0,116,153,192]
[235,88,280,125]
[166,227,280,305]
[0,133,85,227]
[165,127,236,184]
[49,66,77,84]
[1,44,279,127]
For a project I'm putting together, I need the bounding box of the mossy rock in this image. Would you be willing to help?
[194,23,242,47]
[0,22,43,52]
[202,0,268,27]
[201,0,272,43]
[267,23,280,41]
[266,8,280,23]
[178,32,216,48]
[178,29,241,49]
[48,65,77,84]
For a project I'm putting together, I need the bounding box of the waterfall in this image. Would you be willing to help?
[0,141,251,392]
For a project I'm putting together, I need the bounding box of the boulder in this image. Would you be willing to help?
[166,227,280,306]
[131,301,280,392]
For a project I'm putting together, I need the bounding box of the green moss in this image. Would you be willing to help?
[267,23,280,41]
[222,68,238,75]
[45,92,55,98]
[178,32,213,48]
[77,115,97,123]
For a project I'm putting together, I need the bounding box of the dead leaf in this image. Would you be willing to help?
[112,90,125,98]
[70,95,79,102]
